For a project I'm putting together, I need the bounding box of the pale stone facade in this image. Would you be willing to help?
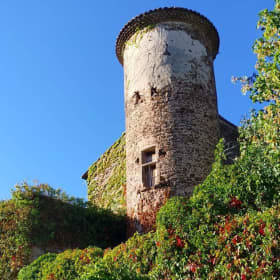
[116,8,222,234]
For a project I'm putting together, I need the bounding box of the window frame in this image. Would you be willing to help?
[141,146,157,188]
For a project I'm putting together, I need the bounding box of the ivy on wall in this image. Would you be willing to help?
[87,133,126,214]
[0,183,126,280]
[19,136,280,279]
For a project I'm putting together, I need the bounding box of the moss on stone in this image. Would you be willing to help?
[124,24,156,49]
[87,133,126,214]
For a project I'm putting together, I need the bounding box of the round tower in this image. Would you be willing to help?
[116,7,220,234]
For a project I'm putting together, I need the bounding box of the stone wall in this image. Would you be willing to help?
[219,116,239,163]
[84,116,238,230]
[121,16,219,233]
[84,8,239,235]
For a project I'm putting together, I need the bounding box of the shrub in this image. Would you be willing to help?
[1,183,125,280]
[17,253,57,280]
[18,248,103,280]
[0,199,32,279]
[101,231,157,276]
[80,259,150,280]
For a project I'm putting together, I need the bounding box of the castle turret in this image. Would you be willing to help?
[116,7,220,234]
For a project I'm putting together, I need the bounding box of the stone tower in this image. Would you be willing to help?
[116,7,220,234]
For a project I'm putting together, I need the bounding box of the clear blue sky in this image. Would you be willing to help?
[0,0,274,200]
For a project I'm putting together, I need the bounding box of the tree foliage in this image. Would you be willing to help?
[17,1,280,279]
[236,0,280,160]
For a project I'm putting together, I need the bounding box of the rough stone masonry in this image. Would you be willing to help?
[116,7,222,234]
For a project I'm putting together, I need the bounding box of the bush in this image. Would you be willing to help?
[17,253,57,280]
[18,248,103,280]
[0,183,125,280]
[12,184,126,250]
[0,199,32,279]
[101,231,157,276]
[80,259,150,280]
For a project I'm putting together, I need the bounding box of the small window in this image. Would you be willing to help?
[142,147,156,188]
[142,150,156,164]
[143,164,156,187]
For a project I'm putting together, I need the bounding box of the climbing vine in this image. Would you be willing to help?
[0,183,125,280]
[87,133,126,214]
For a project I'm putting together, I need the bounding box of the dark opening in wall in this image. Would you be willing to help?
[143,164,156,187]
[134,91,141,105]
[142,147,156,187]
[151,87,158,97]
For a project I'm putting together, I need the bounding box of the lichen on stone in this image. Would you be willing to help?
[124,24,156,49]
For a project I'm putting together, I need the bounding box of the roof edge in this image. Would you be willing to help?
[116,7,220,65]
[218,115,239,130]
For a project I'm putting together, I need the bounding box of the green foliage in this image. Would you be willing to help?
[0,199,32,279]
[206,208,280,279]
[15,2,280,279]
[87,133,126,214]
[18,248,103,280]
[23,197,280,279]
[80,259,150,280]
[17,253,57,280]
[153,203,280,279]
[234,0,280,161]
[0,183,125,280]
[151,137,280,279]
[18,245,151,280]
[239,0,280,103]
[13,183,126,249]
[102,232,157,276]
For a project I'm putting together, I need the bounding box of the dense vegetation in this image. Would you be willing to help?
[11,0,280,279]
[87,133,126,215]
[18,138,280,279]
[0,184,125,280]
